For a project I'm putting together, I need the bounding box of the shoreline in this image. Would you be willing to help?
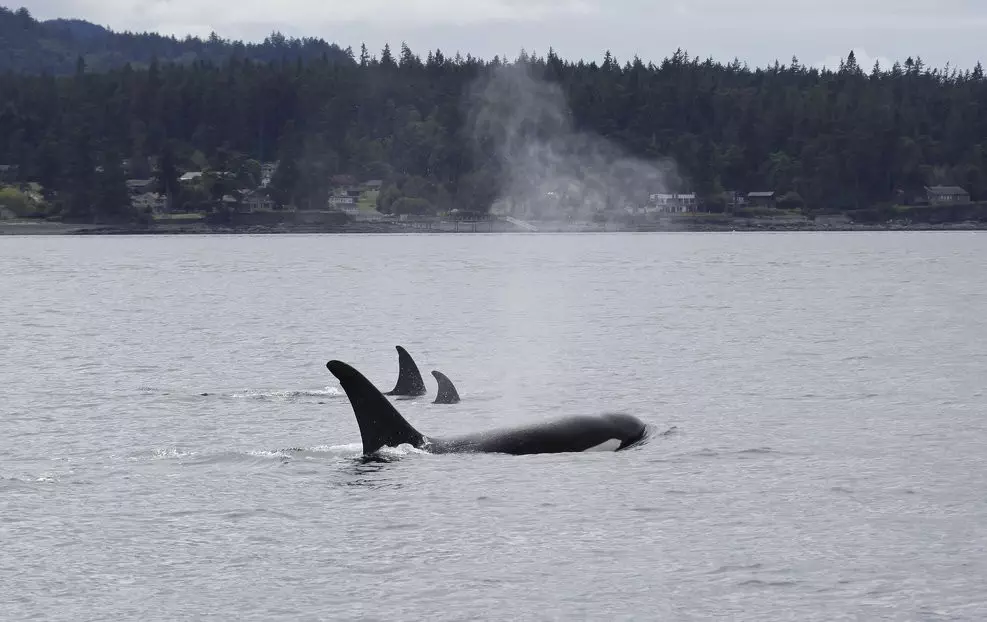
[2,219,987,236]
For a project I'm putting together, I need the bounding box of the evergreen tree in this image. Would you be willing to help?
[95,146,135,222]
[155,140,181,211]
[269,123,301,208]
[380,43,395,68]
[61,125,96,221]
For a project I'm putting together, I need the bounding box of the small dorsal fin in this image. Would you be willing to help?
[431,370,461,404]
[327,360,426,454]
[384,345,427,396]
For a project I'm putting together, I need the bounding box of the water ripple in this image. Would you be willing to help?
[1,232,986,620]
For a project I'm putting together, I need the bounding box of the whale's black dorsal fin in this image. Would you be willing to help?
[326,360,426,454]
[384,345,427,396]
[431,370,461,404]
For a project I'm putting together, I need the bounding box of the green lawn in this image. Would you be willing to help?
[153,212,205,221]
[358,190,379,211]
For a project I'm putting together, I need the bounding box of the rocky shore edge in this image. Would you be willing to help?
[3,219,987,236]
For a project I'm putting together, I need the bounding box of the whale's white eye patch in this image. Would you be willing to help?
[584,438,622,452]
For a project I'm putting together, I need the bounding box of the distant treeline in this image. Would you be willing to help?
[1,4,987,223]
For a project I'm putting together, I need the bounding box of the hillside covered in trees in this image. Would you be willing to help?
[1,5,987,224]
[0,6,352,74]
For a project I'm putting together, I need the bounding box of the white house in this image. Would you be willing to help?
[328,195,356,207]
[132,192,167,212]
[649,192,697,213]
[237,189,272,211]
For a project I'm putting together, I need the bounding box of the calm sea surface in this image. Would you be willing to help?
[2,232,986,620]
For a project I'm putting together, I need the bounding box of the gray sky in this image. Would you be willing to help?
[21,0,987,71]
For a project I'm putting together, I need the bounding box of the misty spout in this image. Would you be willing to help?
[465,62,681,224]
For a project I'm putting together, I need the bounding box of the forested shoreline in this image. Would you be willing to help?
[2,5,987,227]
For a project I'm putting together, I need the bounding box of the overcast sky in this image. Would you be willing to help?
[20,0,987,71]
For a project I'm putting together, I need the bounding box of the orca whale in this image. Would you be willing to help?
[431,370,461,404]
[326,360,648,456]
[384,345,427,397]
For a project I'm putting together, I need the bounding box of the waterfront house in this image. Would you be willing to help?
[131,192,167,212]
[747,191,776,207]
[924,185,970,205]
[126,178,155,194]
[242,189,274,211]
[328,195,356,207]
[649,192,697,213]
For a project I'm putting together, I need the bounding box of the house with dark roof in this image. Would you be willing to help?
[747,191,776,207]
[126,178,155,194]
[0,164,19,183]
[924,185,970,205]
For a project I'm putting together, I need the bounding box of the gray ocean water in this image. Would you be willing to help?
[2,232,986,621]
